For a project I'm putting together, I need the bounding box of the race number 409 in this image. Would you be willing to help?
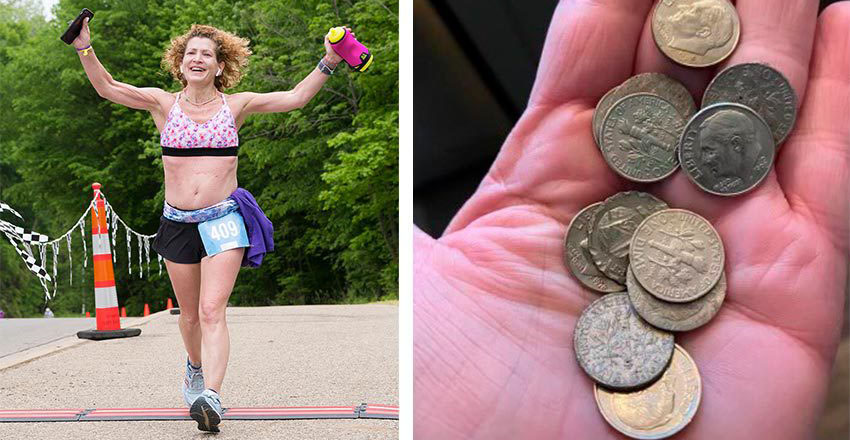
[209,220,239,240]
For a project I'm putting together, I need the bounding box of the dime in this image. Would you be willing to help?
[679,103,776,196]
[595,344,701,440]
[627,266,726,331]
[702,62,798,145]
[630,209,725,303]
[600,93,685,182]
[564,203,625,293]
[593,86,620,146]
[594,73,696,142]
[589,192,668,285]
[574,293,675,390]
[652,0,740,68]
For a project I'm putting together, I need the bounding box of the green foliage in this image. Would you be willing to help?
[0,0,397,317]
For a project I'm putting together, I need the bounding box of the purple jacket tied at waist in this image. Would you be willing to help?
[231,188,274,267]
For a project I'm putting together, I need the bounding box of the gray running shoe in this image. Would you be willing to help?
[190,388,223,432]
[182,358,205,407]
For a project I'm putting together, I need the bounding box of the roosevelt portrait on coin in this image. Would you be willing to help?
[697,110,763,192]
[667,0,735,55]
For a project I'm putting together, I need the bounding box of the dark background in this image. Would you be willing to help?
[413,0,845,238]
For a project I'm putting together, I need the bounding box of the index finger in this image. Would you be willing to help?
[528,0,655,108]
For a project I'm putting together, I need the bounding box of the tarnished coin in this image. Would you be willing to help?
[595,344,701,440]
[589,192,668,284]
[679,103,776,196]
[628,266,726,331]
[594,86,620,146]
[600,93,685,182]
[652,0,740,68]
[702,62,798,145]
[630,209,725,303]
[565,203,625,293]
[594,73,697,142]
[574,293,675,390]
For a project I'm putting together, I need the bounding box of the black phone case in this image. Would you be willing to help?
[60,8,94,45]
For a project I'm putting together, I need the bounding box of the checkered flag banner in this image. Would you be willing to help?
[0,199,95,300]
[0,202,56,295]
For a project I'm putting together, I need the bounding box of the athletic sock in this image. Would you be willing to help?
[188,358,202,370]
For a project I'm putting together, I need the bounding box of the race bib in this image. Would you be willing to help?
[198,211,250,257]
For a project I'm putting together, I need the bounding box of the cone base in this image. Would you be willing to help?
[77,328,141,340]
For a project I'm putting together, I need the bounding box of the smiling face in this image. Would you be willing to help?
[181,37,224,85]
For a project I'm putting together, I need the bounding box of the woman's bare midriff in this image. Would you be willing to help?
[163,156,238,210]
[154,92,247,211]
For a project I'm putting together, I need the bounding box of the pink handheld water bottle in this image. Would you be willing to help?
[328,27,373,72]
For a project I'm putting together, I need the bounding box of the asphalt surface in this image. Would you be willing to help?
[0,317,116,358]
[0,304,398,439]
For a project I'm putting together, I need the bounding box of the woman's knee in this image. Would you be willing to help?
[179,311,200,327]
[199,301,225,325]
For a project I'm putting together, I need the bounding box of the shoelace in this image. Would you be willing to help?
[187,366,204,387]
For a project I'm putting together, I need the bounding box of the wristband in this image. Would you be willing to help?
[76,45,92,56]
[317,58,335,75]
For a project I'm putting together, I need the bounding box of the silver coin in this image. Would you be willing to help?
[600,93,685,182]
[630,209,725,302]
[564,203,625,293]
[574,292,675,390]
[588,192,669,285]
[702,62,797,146]
[679,103,776,196]
[594,73,697,142]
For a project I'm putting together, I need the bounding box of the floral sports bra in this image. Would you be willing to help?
[160,91,239,156]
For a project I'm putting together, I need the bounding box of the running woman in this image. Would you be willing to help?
[73,18,350,433]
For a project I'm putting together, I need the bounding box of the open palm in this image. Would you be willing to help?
[414,1,849,439]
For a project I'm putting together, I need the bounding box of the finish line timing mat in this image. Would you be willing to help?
[0,404,397,422]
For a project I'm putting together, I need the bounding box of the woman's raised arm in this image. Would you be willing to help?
[239,29,350,115]
[74,17,166,111]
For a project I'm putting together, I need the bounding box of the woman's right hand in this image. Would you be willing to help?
[72,17,91,49]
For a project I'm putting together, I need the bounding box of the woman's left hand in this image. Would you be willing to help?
[323,26,351,66]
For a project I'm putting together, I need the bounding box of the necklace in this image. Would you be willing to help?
[184,92,218,106]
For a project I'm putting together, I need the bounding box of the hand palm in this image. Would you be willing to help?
[414,1,849,439]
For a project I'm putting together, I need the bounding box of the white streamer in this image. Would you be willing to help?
[78,221,87,269]
[66,233,73,285]
[137,233,143,278]
[143,236,151,278]
[126,226,132,276]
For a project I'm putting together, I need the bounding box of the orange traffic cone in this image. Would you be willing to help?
[120,307,126,317]
[166,298,173,309]
[143,303,150,317]
[77,183,141,341]
[86,312,90,318]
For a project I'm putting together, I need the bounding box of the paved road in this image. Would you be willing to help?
[0,304,398,439]
[0,317,119,359]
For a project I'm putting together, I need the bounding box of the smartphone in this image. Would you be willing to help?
[60,8,94,45]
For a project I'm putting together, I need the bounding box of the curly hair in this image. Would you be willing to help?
[161,24,252,91]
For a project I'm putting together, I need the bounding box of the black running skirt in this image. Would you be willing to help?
[151,216,207,264]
